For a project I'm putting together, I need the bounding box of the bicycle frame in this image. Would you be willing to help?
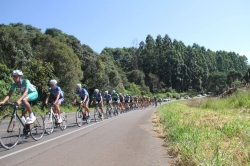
[0,102,45,149]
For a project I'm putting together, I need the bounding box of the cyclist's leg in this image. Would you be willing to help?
[56,98,64,123]
[84,98,90,115]
[98,101,104,118]
[25,91,38,124]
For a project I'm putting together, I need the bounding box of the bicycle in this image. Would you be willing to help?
[112,101,120,116]
[0,102,45,149]
[93,102,103,122]
[124,102,130,112]
[43,103,67,135]
[75,102,91,127]
[105,103,114,119]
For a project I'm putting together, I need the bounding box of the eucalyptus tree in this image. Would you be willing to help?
[140,35,158,91]
[206,72,227,96]
[226,70,242,87]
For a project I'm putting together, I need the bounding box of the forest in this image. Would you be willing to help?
[0,23,249,105]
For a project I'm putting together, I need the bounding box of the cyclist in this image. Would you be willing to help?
[129,94,134,109]
[104,90,113,115]
[72,83,90,121]
[124,94,130,110]
[0,70,38,124]
[133,96,138,108]
[154,96,157,106]
[104,90,112,105]
[111,90,119,110]
[45,79,64,123]
[90,89,104,119]
[111,90,119,103]
[118,93,125,112]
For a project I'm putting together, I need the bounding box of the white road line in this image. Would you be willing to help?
[0,116,120,160]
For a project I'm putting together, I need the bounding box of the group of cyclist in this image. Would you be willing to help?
[0,70,161,125]
[73,87,160,121]
[0,70,64,124]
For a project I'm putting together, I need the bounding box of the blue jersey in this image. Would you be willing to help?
[119,96,124,102]
[92,92,102,101]
[104,94,112,101]
[48,86,64,98]
[76,88,89,99]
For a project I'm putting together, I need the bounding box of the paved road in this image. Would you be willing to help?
[0,105,173,166]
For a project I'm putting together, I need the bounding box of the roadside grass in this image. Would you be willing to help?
[154,90,250,165]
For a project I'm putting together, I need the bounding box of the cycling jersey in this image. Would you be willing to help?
[119,96,124,102]
[124,96,130,102]
[111,93,119,101]
[10,78,38,101]
[76,88,89,99]
[47,86,64,99]
[10,79,37,94]
[104,94,112,102]
[92,92,102,102]
[129,96,133,102]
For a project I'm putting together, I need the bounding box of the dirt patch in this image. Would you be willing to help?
[184,97,214,107]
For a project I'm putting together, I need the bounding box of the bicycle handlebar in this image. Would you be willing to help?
[0,102,18,107]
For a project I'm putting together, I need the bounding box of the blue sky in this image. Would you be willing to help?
[1,0,250,62]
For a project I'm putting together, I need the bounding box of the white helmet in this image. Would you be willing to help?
[76,83,81,89]
[112,90,116,93]
[12,70,23,76]
[49,79,57,86]
[104,90,108,94]
[94,89,99,93]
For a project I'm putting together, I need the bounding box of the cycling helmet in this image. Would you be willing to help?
[12,70,23,76]
[76,83,81,89]
[94,89,99,93]
[119,93,122,96]
[49,79,57,86]
[112,90,116,93]
[104,90,108,94]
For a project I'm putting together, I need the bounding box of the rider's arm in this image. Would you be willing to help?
[54,91,60,104]
[0,90,14,104]
[45,93,50,105]
[83,95,87,103]
[99,95,103,104]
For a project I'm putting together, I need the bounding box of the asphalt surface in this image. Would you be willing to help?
[0,104,173,166]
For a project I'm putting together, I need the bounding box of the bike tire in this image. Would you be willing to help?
[0,114,21,149]
[94,108,101,122]
[76,109,83,127]
[30,112,45,141]
[59,111,67,130]
[44,112,54,135]
[105,108,110,119]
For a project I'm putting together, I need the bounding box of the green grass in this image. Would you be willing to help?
[157,90,250,165]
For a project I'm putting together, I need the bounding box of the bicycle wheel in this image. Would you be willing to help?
[0,114,21,149]
[59,111,67,130]
[94,108,101,122]
[44,112,54,135]
[105,108,109,119]
[113,106,118,116]
[30,112,45,141]
[76,109,83,127]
